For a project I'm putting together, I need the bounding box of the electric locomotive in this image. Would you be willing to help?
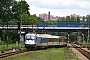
[25,33,37,50]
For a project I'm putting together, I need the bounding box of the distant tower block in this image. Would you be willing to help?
[48,11,50,20]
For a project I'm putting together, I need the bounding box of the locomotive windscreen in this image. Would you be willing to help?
[26,35,34,40]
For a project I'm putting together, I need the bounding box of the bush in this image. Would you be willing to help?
[0,40,2,45]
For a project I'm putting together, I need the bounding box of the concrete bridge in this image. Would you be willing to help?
[0,25,89,30]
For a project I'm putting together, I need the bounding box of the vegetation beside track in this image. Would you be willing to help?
[76,42,90,48]
[64,47,79,60]
[0,43,25,51]
[3,48,79,60]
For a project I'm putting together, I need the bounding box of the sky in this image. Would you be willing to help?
[17,0,90,17]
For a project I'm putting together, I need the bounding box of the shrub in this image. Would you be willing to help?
[0,40,2,45]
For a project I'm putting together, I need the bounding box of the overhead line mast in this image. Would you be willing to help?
[20,0,22,42]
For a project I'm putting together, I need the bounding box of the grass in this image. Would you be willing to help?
[3,48,79,60]
[64,48,79,60]
[4,48,65,60]
[0,43,25,51]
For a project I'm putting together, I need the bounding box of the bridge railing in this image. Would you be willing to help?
[0,24,90,27]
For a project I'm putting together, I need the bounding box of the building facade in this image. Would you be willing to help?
[39,11,59,21]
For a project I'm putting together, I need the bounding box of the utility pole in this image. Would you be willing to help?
[87,27,89,44]
[87,16,89,44]
[20,0,22,43]
[68,33,69,43]
[80,20,85,43]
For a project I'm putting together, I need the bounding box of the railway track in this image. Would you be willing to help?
[0,50,28,59]
[71,43,90,59]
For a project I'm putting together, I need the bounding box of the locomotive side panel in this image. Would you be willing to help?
[36,37,41,46]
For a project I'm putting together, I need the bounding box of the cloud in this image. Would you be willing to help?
[79,2,90,9]
[30,6,90,17]
[16,0,90,16]
[26,0,90,10]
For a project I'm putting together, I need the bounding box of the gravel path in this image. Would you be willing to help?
[69,44,89,60]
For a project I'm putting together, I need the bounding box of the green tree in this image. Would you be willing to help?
[82,16,85,21]
[0,0,13,24]
[8,30,19,44]
[29,14,38,32]
[70,15,77,23]
[0,0,30,24]
[77,16,80,23]
[1,30,19,44]
[66,16,70,24]
[30,14,38,25]
[37,17,44,24]
[12,0,30,21]
[22,13,30,24]
[0,19,2,25]
[86,15,90,24]
[22,13,38,25]
[8,19,19,24]
[0,37,2,45]
[0,0,30,44]
[46,20,56,25]
[82,16,85,24]
[58,17,66,23]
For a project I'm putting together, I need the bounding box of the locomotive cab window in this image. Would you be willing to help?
[26,35,34,40]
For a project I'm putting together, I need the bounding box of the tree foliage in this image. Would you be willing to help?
[22,13,30,24]
[0,0,30,24]
[29,14,38,25]
[0,0,31,44]
[12,0,30,21]
[44,20,57,25]
[22,13,38,25]
[0,0,13,23]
